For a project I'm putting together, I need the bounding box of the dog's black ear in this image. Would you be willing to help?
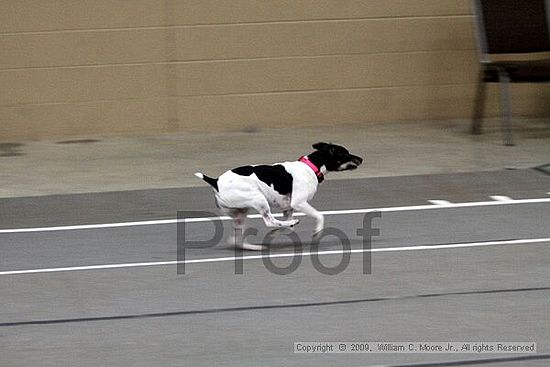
[312,142,330,151]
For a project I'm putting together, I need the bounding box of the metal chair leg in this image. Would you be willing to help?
[472,69,487,135]
[497,70,514,146]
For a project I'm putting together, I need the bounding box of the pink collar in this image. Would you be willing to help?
[298,156,324,183]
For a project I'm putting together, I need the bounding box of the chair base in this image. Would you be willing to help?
[471,67,516,146]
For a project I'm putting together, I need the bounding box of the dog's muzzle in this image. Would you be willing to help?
[339,155,363,171]
[350,156,363,169]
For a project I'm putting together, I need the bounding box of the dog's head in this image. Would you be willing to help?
[312,142,363,172]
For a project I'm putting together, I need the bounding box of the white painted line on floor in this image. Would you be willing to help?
[1,237,549,276]
[490,195,513,202]
[1,197,550,234]
[428,200,452,205]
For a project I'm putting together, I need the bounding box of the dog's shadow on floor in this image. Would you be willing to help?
[220,227,364,253]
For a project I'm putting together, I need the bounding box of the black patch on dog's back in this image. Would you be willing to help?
[232,165,255,176]
[232,165,293,195]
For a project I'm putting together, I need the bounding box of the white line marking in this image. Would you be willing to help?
[1,197,549,234]
[1,237,549,276]
[490,195,513,202]
[428,200,452,205]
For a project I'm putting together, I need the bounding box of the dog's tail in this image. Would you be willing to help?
[194,172,219,192]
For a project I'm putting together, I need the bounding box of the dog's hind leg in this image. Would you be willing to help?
[226,208,247,246]
[282,209,294,221]
[227,208,265,251]
[266,208,297,237]
[249,196,299,228]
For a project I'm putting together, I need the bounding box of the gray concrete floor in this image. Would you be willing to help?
[1,172,550,366]
[0,118,549,198]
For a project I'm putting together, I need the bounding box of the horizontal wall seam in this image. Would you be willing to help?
[0,83,483,108]
[0,15,474,36]
[0,49,478,72]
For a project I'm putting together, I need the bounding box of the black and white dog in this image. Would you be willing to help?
[195,142,363,250]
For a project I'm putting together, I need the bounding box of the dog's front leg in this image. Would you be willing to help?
[293,202,324,235]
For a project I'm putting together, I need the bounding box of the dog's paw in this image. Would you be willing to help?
[288,219,300,227]
[267,227,295,236]
[312,228,324,241]
[238,242,266,251]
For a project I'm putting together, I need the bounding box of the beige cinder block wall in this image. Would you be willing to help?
[1,0,548,140]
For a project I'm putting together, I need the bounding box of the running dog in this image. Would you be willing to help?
[195,142,363,250]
